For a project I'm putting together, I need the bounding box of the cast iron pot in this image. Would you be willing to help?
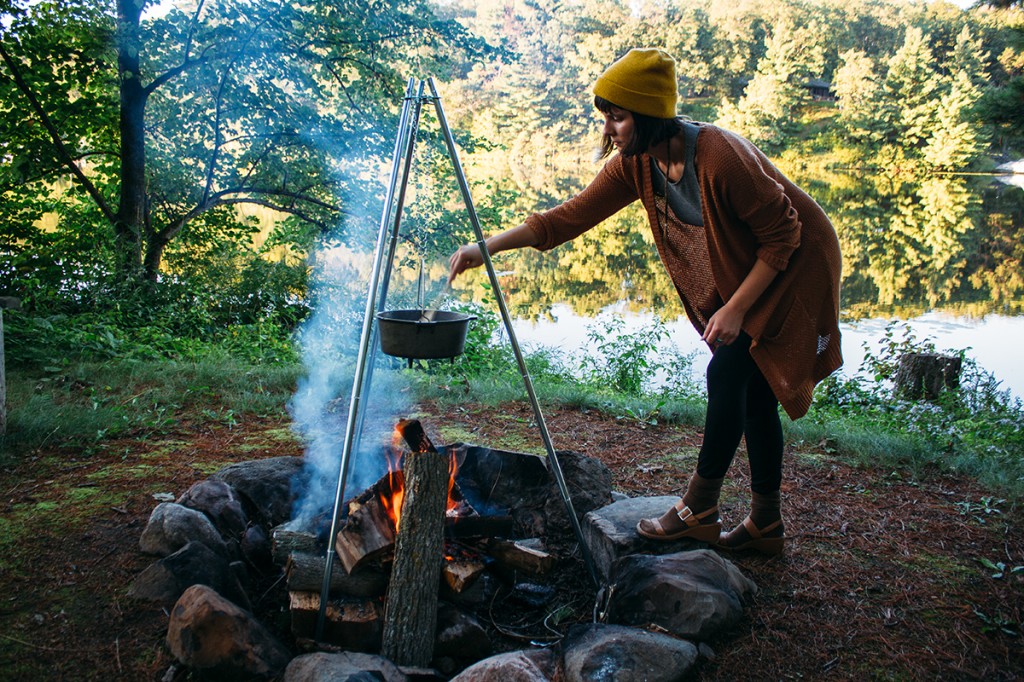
[376,310,477,360]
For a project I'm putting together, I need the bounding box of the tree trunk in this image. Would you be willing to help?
[379,443,448,666]
[1,309,5,436]
[115,0,148,280]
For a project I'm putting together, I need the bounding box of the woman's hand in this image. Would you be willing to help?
[702,303,744,348]
[448,223,541,284]
[703,258,780,349]
[448,244,484,283]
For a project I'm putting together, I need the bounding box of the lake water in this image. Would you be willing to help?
[508,304,1024,402]
[454,166,1024,403]
[391,158,1024,403]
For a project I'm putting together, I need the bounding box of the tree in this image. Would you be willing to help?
[0,0,490,290]
[715,16,825,149]
[833,49,883,141]
[923,27,990,169]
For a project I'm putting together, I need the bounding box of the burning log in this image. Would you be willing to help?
[380,419,449,667]
[334,472,402,574]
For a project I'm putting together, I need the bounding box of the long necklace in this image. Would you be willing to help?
[657,139,672,240]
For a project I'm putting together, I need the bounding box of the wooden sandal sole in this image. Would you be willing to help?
[716,516,785,555]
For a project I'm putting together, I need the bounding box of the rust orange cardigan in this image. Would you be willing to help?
[524,123,843,419]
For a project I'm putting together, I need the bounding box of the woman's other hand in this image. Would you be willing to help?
[702,303,744,348]
[448,244,484,283]
[704,258,780,348]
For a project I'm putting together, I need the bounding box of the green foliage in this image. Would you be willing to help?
[714,17,825,150]
[978,556,1024,580]
[956,495,1006,523]
[807,321,1024,493]
[578,315,699,397]
[0,0,498,287]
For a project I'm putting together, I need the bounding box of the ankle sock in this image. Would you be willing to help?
[750,489,782,529]
[682,473,724,517]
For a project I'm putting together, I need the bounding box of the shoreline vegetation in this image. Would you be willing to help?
[3,309,1022,500]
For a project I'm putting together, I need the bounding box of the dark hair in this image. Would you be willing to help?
[594,95,684,159]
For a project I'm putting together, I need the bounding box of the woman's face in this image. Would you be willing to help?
[601,106,635,151]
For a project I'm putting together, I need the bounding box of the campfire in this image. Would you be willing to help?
[134,418,758,680]
[334,420,469,574]
[276,418,591,669]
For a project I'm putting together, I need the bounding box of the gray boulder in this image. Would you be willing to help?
[283,651,407,682]
[139,502,228,557]
[177,479,248,541]
[166,584,291,680]
[544,451,613,539]
[561,623,699,682]
[211,456,305,527]
[607,549,757,641]
[128,541,251,610]
[435,602,491,661]
[583,496,712,581]
[449,648,559,682]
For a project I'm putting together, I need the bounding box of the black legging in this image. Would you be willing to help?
[695,332,784,494]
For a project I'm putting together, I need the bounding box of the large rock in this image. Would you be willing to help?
[582,496,712,581]
[166,584,291,680]
[128,541,251,610]
[607,550,757,641]
[449,649,558,682]
[241,524,274,570]
[211,456,305,527]
[561,623,699,682]
[177,479,249,541]
[139,502,229,557]
[543,450,613,539]
[435,602,491,663]
[283,651,407,682]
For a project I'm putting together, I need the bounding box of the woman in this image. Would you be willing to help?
[448,48,842,555]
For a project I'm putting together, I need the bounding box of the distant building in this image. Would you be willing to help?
[804,79,836,101]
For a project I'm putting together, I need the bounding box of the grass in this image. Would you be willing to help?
[4,317,1023,503]
[1,357,301,464]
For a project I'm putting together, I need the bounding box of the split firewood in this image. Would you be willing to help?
[334,471,402,574]
[486,538,557,576]
[441,558,486,593]
[288,591,382,652]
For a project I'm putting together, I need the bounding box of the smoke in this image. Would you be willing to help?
[287,239,413,529]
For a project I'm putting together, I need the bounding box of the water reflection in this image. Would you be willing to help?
[466,168,1024,321]
[447,165,1024,397]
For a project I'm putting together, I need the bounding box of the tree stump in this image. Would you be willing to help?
[380,420,448,667]
[895,352,962,401]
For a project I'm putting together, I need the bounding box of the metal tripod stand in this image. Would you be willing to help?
[315,78,599,641]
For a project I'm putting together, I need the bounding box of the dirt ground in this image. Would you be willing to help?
[0,401,1021,680]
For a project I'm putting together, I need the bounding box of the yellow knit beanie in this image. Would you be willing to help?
[593,48,678,119]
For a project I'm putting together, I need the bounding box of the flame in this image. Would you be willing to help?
[382,429,406,531]
[446,451,459,515]
[381,425,461,532]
